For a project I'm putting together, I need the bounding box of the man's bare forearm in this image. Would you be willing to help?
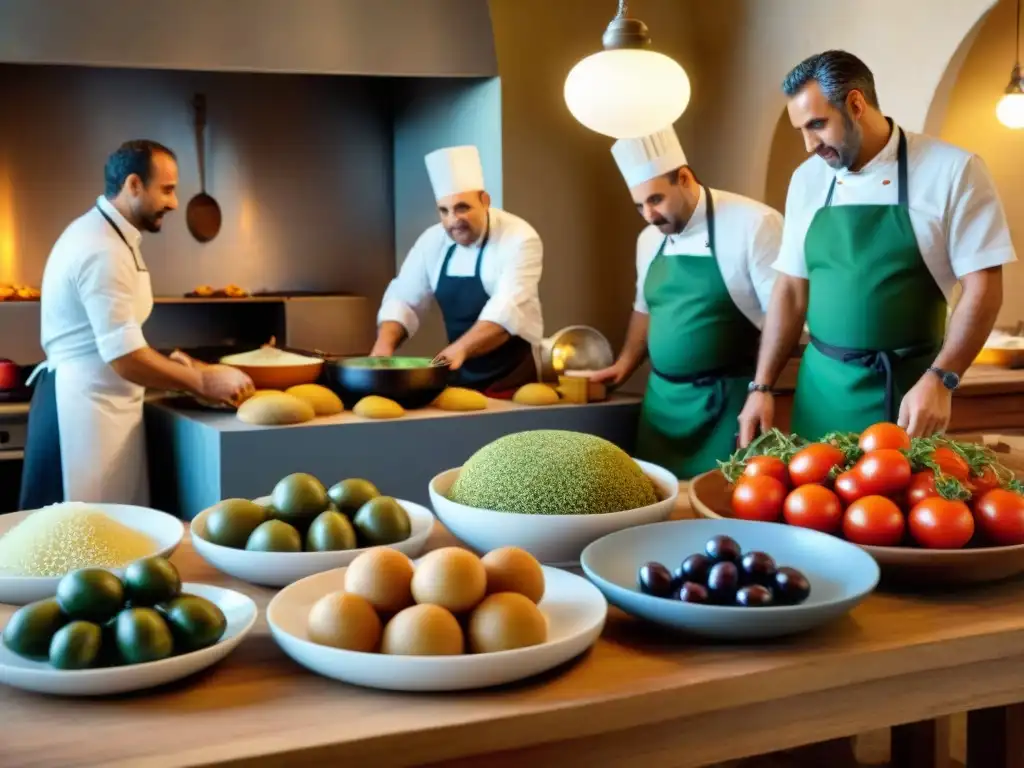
[753,274,809,387]
[375,321,407,351]
[454,321,510,358]
[616,311,650,377]
[109,348,203,393]
[932,266,1003,376]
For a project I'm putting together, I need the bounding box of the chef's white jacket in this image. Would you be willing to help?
[40,195,151,366]
[774,123,1017,293]
[633,187,782,329]
[377,207,544,344]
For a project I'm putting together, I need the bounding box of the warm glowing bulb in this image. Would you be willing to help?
[997,92,1024,128]
[564,49,691,139]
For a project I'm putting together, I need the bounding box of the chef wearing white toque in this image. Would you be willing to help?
[591,126,783,478]
[371,145,544,394]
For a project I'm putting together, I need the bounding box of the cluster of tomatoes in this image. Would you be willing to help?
[729,423,1024,549]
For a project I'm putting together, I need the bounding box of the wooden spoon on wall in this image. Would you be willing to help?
[186,93,222,243]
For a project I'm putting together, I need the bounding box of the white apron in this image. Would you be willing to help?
[54,263,154,505]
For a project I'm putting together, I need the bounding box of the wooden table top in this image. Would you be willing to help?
[4,498,1024,767]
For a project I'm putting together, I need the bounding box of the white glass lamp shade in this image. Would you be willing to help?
[997,91,1024,129]
[564,48,691,139]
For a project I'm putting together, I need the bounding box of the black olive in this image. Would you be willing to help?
[774,566,811,605]
[674,553,713,586]
[638,562,674,598]
[705,535,742,564]
[706,561,740,604]
[740,551,777,587]
[736,584,774,607]
[676,582,709,604]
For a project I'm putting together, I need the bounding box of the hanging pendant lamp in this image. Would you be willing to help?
[997,0,1024,128]
[564,0,691,139]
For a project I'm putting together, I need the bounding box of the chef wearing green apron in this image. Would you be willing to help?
[371,145,543,395]
[738,50,1015,447]
[593,126,782,478]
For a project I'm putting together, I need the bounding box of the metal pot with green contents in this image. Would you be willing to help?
[325,356,451,409]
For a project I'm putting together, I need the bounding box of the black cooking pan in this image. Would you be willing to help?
[325,356,451,409]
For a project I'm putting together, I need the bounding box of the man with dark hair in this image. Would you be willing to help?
[738,50,1015,445]
[371,144,543,393]
[20,140,253,510]
[591,125,781,478]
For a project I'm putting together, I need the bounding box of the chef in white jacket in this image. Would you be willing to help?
[20,140,252,510]
[590,126,781,478]
[370,145,544,394]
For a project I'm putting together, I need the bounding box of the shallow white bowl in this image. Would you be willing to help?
[0,583,257,696]
[267,564,607,692]
[428,459,678,566]
[581,519,880,641]
[0,504,185,606]
[191,497,434,588]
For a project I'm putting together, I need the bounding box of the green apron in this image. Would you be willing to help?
[635,186,761,479]
[791,125,947,440]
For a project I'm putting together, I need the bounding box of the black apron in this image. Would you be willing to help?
[19,367,64,510]
[434,222,536,393]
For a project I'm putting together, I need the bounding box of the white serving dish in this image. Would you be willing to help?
[0,583,257,696]
[0,504,185,606]
[190,497,434,588]
[428,459,678,566]
[581,519,880,641]
[267,564,607,692]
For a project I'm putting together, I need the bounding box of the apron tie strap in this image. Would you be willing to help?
[649,363,742,421]
[809,336,937,423]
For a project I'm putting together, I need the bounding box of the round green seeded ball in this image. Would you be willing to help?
[448,430,658,515]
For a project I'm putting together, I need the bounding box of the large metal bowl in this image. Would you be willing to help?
[539,325,614,381]
[325,356,450,409]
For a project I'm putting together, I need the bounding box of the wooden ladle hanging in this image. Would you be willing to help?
[185,93,222,243]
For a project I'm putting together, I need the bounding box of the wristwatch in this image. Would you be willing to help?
[748,382,773,394]
[928,366,961,391]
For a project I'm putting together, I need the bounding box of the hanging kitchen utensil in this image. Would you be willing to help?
[185,93,222,243]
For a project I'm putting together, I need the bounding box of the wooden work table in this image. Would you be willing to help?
[3,497,1024,767]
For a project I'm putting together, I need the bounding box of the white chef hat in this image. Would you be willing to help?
[610,126,688,188]
[424,145,486,199]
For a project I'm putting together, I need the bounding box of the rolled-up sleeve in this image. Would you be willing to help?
[76,249,147,363]
[947,155,1017,278]
[477,232,544,343]
[773,166,816,279]
[749,209,783,311]
[377,236,435,338]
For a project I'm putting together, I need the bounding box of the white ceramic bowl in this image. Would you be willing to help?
[581,519,880,641]
[428,459,678,566]
[0,583,257,696]
[267,564,607,692]
[190,497,434,588]
[0,504,185,606]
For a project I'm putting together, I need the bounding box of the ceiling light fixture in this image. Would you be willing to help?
[563,0,691,139]
[997,0,1024,129]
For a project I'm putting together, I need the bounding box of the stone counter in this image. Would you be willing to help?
[145,394,643,520]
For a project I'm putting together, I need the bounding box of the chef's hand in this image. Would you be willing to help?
[434,343,467,371]
[898,373,952,438]
[369,340,395,357]
[737,392,774,448]
[589,363,628,387]
[199,365,255,406]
